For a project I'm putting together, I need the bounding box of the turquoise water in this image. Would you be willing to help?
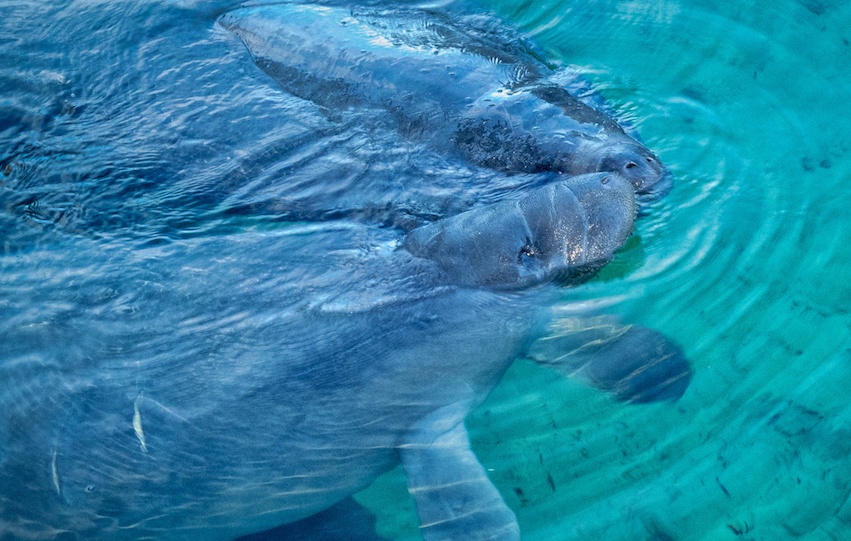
[359,1,851,539]
[2,0,850,539]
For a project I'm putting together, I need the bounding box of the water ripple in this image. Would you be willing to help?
[2,0,850,539]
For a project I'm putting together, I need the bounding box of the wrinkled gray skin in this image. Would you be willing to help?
[404,172,635,288]
[0,173,689,541]
[219,4,667,194]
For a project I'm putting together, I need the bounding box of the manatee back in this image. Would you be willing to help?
[0,222,544,540]
[219,5,540,116]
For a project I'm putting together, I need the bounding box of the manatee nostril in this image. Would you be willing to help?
[645,156,655,163]
[625,162,637,169]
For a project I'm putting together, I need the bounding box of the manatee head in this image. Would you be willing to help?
[455,88,669,196]
[594,141,667,195]
[403,172,635,289]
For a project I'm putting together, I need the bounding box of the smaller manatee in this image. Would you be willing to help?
[456,85,665,193]
[219,5,669,195]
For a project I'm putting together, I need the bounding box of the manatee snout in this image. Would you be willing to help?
[596,143,666,195]
[403,172,635,288]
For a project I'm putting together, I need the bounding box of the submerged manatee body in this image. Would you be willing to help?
[0,173,690,540]
[219,5,667,195]
[0,3,687,540]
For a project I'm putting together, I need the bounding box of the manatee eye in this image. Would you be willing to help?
[85,485,95,493]
[518,242,538,263]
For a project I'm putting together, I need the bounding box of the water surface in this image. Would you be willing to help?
[2,0,850,539]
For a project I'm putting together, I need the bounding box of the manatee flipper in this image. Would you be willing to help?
[234,497,390,541]
[526,316,692,403]
[400,404,520,541]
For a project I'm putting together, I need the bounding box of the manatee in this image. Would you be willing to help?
[0,1,666,250]
[0,172,689,540]
[218,4,667,195]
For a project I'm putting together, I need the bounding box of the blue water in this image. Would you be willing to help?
[455,1,851,539]
[2,0,850,540]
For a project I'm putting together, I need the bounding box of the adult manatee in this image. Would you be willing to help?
[0,173,689,540]
[218,4,667,194]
